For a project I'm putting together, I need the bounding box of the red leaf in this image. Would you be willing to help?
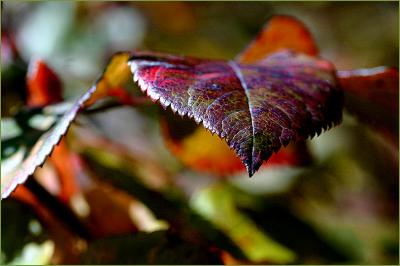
[236,15,318,64]
[161,118,246,176]
[157,15,319,176]
[235,15,318,168]
[338,67,399,144]
[129,50,342,176]
[27,58,63,107]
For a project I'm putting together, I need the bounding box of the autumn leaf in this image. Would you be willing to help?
[236,15,318,63]
[8,15,396,197]
[129,50,343,176]
[158,15,318,176]
[338,67,399,145]
[160,111,245,175]
[161,111,310,176]
[1,52,131,199]
[26,58,63,107]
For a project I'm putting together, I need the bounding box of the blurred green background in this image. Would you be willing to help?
[1,1,399,265]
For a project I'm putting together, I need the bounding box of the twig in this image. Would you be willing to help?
[25,177,92,240]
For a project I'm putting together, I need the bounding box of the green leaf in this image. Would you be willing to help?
[190,183,296,263]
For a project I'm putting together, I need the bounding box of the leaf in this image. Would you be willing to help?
[236,15,318,64]
[1,52,131,199]
[129,50,343,176]
[237,199,353,263]
[161,112,310,176]
[26,58,81,202]
[27,58,63,107]
[190,183,296,263]
[81,151,246,260]
[158,15,318,176]
[161,112,245,176]
[337,67,399,144]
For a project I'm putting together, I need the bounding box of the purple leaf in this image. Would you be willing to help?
[129,50,343,176]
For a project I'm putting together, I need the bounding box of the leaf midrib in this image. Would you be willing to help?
[228,61,256,174]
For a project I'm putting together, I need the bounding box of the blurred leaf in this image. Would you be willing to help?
[81,182,138,238]
[1,110,56,184]
[1,52,131,199]
[26,58,63,107]
[237,198,353,263]
[8,183,90,264]
[81,231,222,264]
[236,15,318,63]
[161,112,245,176]
[1,118,22,141]
[81,150,246,260]
[288,153,398,264]
[1,99,83,199]
[129,49,342,176]
[1,200,49,264]
[338,67,399,145]
[190,183,296,263]
[1,103,73,174]
[6,241,54,265]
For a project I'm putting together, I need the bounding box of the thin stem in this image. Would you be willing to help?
[25,177,92,240]
[83,97,153,114]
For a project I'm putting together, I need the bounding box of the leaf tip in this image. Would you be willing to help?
[245,151,264,177]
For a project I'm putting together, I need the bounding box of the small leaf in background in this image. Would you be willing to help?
[129,50,342,176]
[161,112,245,176]
[81,182,139,238]
[26,58,63,107]
[190,183,296,264]
[81,150,246,260]
[236,198,353,263]
[236,15,318,63]
[337,67,399,145]
[1,52,132,199]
